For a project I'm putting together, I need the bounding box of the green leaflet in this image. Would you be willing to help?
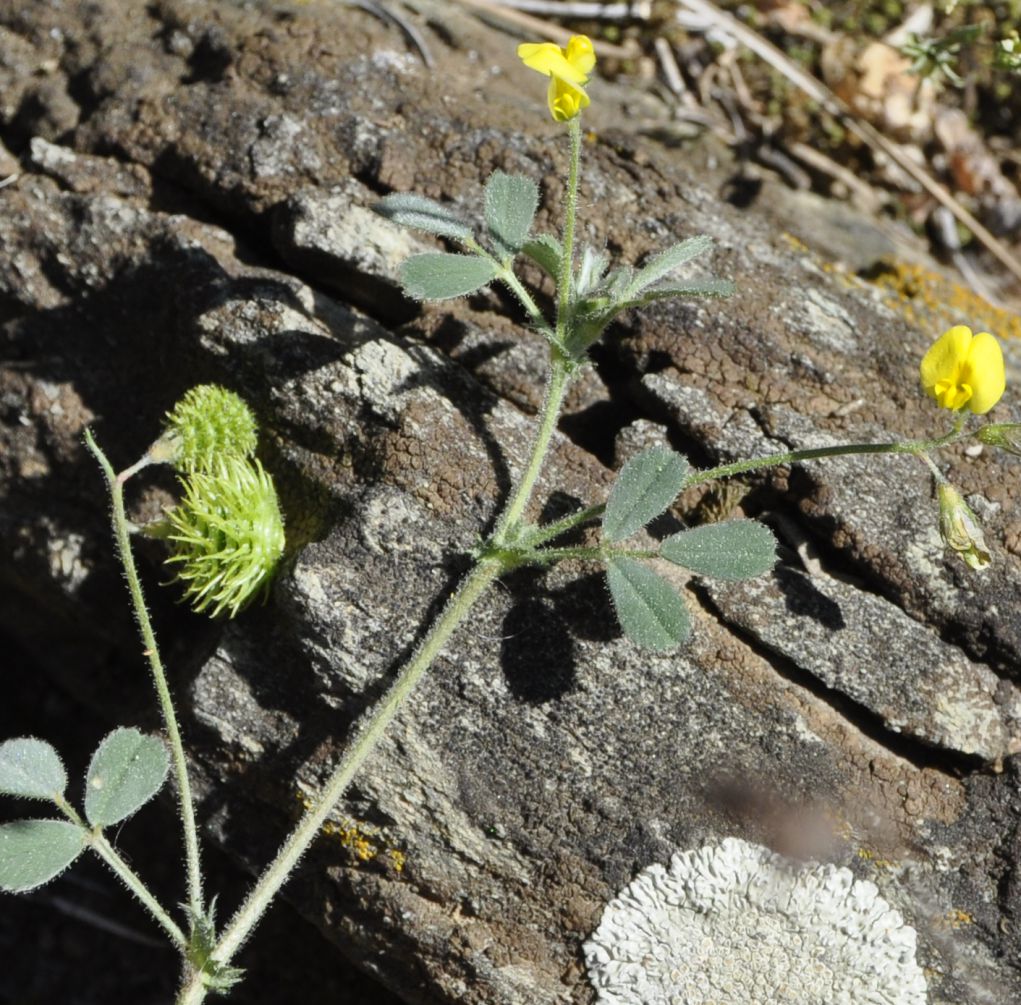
[661,520,777,580]
[84,728,170,829]
[372,192,473,240]
[484,171,538,259]
[606,557,690,652]
[0,820,85,893]
[0,738,66,801]
[400,253,500,301]
[603,446,689,542]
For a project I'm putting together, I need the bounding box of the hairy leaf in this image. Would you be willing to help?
[603,446,689,542]
[484,171,538,258]
[522,234,562,277]
[626,277,735,307]
[627,235,714,296]
[661,520,777,580]
[0,738,66,801]
[400,253,500,301]
[0,820,85,893]
[84,728,170,829]
[372,193,473,240]
[606,557,690,652]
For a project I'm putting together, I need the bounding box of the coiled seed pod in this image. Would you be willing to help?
[164,456,285,617]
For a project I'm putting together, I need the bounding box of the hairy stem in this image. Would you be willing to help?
[492,354,572,542]
[177,349,576,1003]
[555,117,582,343]
[519,502,605,547]
[683,421,968,489]
[54,794,186,947]
[83,430,204,920]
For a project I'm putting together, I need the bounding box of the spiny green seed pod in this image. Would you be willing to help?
[154,385,259,473]
[164,457,285,618]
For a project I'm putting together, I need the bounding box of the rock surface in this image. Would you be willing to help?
[1,2,1020,1004]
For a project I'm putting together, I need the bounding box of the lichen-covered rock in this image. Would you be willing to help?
[1,2,1020,1005]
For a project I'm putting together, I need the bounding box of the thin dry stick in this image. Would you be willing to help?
[787,140,888,209]
[449,0,634,58]
[654,36,690,98]
[677,0,1021,287]
[492,0,650,19]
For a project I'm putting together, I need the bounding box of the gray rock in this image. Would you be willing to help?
[1,3,1020,1005]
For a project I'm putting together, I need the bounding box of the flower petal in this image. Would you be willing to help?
[566,35,596,76]
[963,331,1005,413]
[547,76,590,122]
[518,42,588,84]
[920,325,973,402]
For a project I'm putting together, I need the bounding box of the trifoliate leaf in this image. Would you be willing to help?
[372,193,473,240]
[0,738,66,801]
[400,253,500,301]
[0,820,85,893]
[84,728,170,829]
[603,446,689,542]
[522,234,562,277]
[626,235,714,296]
[661,520,777,580]
[606,557,690,652]
[484,171,538,258]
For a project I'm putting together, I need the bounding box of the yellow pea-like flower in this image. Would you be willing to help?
[518,35,596,122]
[920,325,1005,414]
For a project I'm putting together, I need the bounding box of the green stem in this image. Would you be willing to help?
[555,117,582,342]
[519,502,605,548]
[497,266,555,340]
[176,349,578,1002]
[54,795,186,947]
[175,559,501,1004]
[492,354,572,543]
[462,237,554,343]
[683,421,968,489]
[83,430,204,920]
[530,544,657,564]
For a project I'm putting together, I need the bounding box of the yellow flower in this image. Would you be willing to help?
[920,325,1005,414]
[517,35,596,122]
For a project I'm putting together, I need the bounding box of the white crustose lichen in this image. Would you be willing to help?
[585,836,927,1004]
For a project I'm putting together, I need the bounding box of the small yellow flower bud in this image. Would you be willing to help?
[919,325,1005,415]
[937,483,990,571]
[518,35,597,122]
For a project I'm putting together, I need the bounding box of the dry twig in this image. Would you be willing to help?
[450,0,634,58]
[676,0,1021,288]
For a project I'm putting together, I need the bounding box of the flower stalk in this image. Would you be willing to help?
[83,430,205,922]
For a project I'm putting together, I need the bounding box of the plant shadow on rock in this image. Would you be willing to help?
[772,563,846,631]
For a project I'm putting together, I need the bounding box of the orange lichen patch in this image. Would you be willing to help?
[781,231,810,253]
[937,908,974,930]
[866,259,1021,341]
[322,819,379,862]
[857,847,895,870]
[294,792,405,873]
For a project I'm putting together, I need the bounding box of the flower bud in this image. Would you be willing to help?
[976,422,1021,457]
[937,483,990,571]
[164,456,285,617]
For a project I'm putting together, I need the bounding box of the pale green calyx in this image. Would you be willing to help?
[164,457,285,618]
[155,384,259,473]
